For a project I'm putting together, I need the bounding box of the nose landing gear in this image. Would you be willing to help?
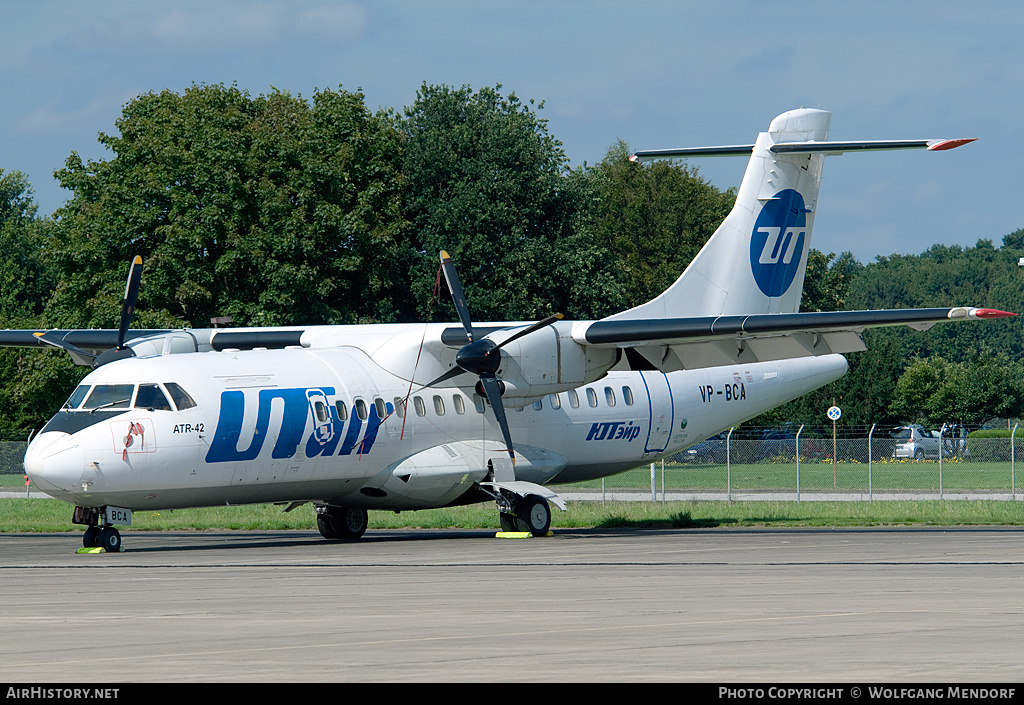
[74,506,123,552]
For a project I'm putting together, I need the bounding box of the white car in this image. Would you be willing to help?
[892,425,964,459]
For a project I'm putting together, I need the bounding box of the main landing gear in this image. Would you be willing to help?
[497,493,551,536]
[315,505,368,540]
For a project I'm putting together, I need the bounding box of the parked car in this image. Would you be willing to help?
[757,428,797,458]
[680,432,729,463]
[891,425,965,459]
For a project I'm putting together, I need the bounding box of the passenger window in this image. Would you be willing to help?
[586,388,598,408]
[374,398,386,419]
[313,400,328,423]
[136,384,173,411]
[165,383,197,410]
[622,386,634,406]
[548,393,561,410]
[335,400,349,421]
[355,399,368,421]
[414,396,426,417]
[473,396,485,414]
[394,397,405,418]
[453,395,466,415]
[433,395,445,415]
[83,384,134,410]
[568,390,580,409]
[605,387,616,407]
[532,399,543,411]
[63,385,90,410]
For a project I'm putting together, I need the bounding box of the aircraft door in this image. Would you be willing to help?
[639,371,673,458]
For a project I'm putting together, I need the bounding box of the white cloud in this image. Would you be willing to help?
[15,90,135,136]
[149,5,283,47]
[137,3,371,49]
[296,5,369,40]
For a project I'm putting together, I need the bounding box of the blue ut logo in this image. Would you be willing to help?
[749,189,809,297]
[205,387,391,463]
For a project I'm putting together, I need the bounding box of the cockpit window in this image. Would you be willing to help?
[63,385,90,410]
[136,384,173,411]
[164,383,197,410]
[82,384,134,410]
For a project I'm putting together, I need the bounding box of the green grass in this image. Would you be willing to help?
[3,497,1024,533]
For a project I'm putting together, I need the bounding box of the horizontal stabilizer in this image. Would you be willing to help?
[630,145,755,161]
[769,138,977,155]
[630,138,976,161]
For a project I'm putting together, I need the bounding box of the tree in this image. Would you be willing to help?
[0,170,52,324]
[890,349,1024,427]
[47,83,410,330]
[800,250,855,312]
[400,83,615,322]
[849,238,1024,362]
[585,140,735,310]
[0,170,76,430]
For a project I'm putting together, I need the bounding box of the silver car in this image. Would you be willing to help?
[892,425,963,459]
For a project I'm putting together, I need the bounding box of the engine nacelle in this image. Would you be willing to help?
[124,331,203,358]
[488,322,617,404]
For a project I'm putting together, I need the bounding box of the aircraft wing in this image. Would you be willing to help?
[575,307,1015,371]
[0,329,170,367]
[0,327,310,366]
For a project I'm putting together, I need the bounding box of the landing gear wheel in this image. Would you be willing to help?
[96,527,122,552]
[328,507,368,540]
[317,513,339,540]
[83,525,100,548]
[515,495,551,537]
[499,512,523,533]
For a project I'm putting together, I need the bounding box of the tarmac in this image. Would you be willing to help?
[2,526,1023,682]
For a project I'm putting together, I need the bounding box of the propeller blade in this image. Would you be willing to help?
[479,374,515,465]
[439,250,475,343]
[117,256,143,350]
[419,366,469,390]
[494,313,565,350]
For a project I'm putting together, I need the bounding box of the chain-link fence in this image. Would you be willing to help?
[0,436,30,478]
[554,425,1024,500]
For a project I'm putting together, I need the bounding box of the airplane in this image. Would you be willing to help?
[4,107,1012,552]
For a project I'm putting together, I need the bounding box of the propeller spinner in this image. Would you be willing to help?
[428,250,563,465]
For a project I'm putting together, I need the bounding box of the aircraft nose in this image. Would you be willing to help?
[24,432,85,494]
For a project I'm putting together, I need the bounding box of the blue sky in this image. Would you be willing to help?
[3,1,1022,263]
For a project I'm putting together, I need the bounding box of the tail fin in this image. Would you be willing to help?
[606,108,974,321]
[610,108,830,320]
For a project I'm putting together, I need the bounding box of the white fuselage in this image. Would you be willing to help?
[24,345,847,513]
